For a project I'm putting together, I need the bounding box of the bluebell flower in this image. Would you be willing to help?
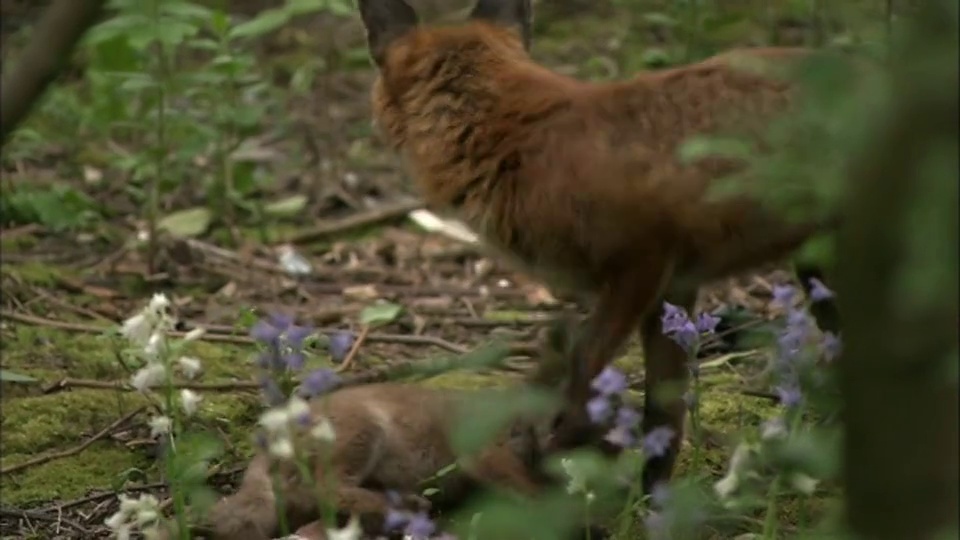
[591,366,628,396]
[807,278,835,302]
[329,331,355,363]
[301,368,340,398]
[642,426,675,458]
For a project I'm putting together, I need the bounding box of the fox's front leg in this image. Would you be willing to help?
[638,289,697,495]
[549,260,674,454]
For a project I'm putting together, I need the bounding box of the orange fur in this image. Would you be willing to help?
[360,0,847,492]
[154,327,584,540]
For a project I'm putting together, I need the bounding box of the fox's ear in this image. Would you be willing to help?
[469,0,533,50]
[358,0,419,67]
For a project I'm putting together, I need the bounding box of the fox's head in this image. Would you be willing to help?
[358,0,535,150]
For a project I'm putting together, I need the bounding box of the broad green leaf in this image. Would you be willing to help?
[264,195,308,217]
[0,369,37,383]
[158,207,212,238]
[359,302,403,326]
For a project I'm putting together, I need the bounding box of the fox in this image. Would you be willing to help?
[357,0,848,493]
[155,319,594,540]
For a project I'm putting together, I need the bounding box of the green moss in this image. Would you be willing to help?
[0,442,147,506]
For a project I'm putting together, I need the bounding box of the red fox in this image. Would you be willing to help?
[358,0,845,492]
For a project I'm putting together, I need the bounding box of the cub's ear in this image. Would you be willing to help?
[358,0,419,67]
[469,0,533,50]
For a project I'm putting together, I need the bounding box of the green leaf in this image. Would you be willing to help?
[286,0,326,16]
[678,135,755,164]
[359,302,403,327]
[264,195,308,217]
[0,369,37,383]
[451,387,558,457]
[228,9,291,40]
[158,207,212,238]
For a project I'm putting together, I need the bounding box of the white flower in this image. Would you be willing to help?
[104,510,127,530]
[176,356,202,379]
[118,493,139,514]
[120,313,152,346]
[268,438,294,459]
[131,363,167,392]
[143,331,165,358]
[182,327,206,342]
[148,293,170,314]
[286,396,310,424]
[149,415,172,438]
[761,417,787,441]
[180,389,202,417]
[310,417,336,442]
[115,524,132,540]
[327,515,362,540]
[790,473,819,495]
[713,471,740,500]
[560,457,589,495]
[714,443,755,500]
[259,408,290,434]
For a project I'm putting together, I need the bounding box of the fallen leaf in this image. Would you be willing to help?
[265,195,308,217]
[360,302,403,326]
[158,207,212,238]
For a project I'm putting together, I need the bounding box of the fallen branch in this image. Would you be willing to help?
[0,0,107,147]
[287,199,422,245]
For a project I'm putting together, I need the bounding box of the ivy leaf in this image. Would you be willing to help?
[158,207,212,238]
[359,302,403,327]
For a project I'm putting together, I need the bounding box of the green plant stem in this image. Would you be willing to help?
[161,344,188,540]
[615,456,646,539]
[272,469,291,536]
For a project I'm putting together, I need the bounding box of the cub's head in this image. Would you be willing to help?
[358,0,534,147]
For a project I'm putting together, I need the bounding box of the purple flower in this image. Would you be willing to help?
[301,368,340,398]
[250,319,283,345]
[285,351,305,371]
[404,511,436,539]
[821,331,842,362]
[772,284,797,308]
[604,425,637,448]
[642,426,675,458]
[586,395,613,424]
[661,302,690,334]
[808,278,835,302]
[616,406,641,430]
[284,324,313,348]
[666,320,699,353]
[775,384,803,408]
[694,312,721,334]
[328,331,355,363]
[591,366,627,396]
[384,508,409,531]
